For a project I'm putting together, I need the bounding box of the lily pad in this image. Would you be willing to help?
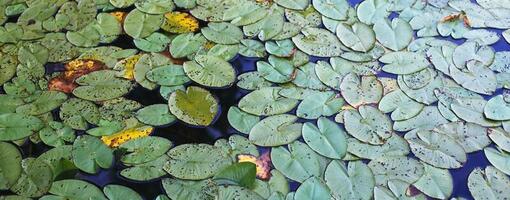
[434,122,491,153]
[379,89,424,121]
[119,136,172,165]
[368,156,424,186]
[312,0,349,20]
[340,73,383,107]
[0,113,44,141]
[168,86,219,126]
[72,135,113,174]
[296,91,344,119]
[201,22,243,45]
[183,55,236,87]
[103,185,142,200]
[324,160,375,200]
[336,22,375,52]
[161,178,215,200]
[227,106,260,134]
[373,18,413,51]
[47,179,106,200]
[294,176,331,200]
[249,114,302,147]
[123,9,163,38]
[72,70,132,102]
[271,141,321,183]
[413,164,453,199]
[121,154,169,181]
[468,167,510,200]
[238,87,298,116]
[0,142,22,190]
[343,105,392,145]
[379,51,430,75]
[302,117,347,159]
[10,158,53,198]
[484,147,510,175]
[484,95,510,120]
[135,104,176,126]
[292,27,345,57]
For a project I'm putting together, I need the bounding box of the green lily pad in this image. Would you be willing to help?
[39,121,75,147]
[103,185,142,200]
[257,55,295,83]
[292,27,345,57]
[120,154,169,181]
[135,0,175,14]
[72,135,113,174]
[413,164,453,199]
[393,106,449,131]
[296,91,344,119]
[265,39,295,57]
[347,134,410,160]
[468,167,510,200]
[216,185,264,200]
[302,117,347,159]
[406,129,467,169]
[123,9,163,38]
[373,18,413,51]
[170,33,207,58]
[202,22,243,45]
[0,113,43,141]
[161,178,215,200]
[238,87,298,116]
[336,22,375,52]
[183,55,236,87]
[0,142,22,190]
[16,91,67,116]
[249,114,302,147]
[368,156,424,186]
[10,158,53,198]
[274,0,309,10]
[324,160,375,200]
[134,32,171,53]
[135,104,176,126]
[164,143,231,180]
[47,179,106,200]
[344,105,392,145]
[0,53,18,85]
[66,23,101,47]
[378,89,424,121]
[239,39,267,58]
[236,72,272,91]
[168,86,219,126]
[271,141,321,183]
[340,73,383,107]
[488,128,510,152]
[484,147,510,175]
[294,176,331,200]
[134,53,172,90]
[484,95,510,120]
[356,0,390,25]
[434,122,491,153]
[213,162,256,188]
[312,0,349,20]
[119,136,172,165]
[379,51,430,75]
[227,106,260,134]
[73,70,132,102]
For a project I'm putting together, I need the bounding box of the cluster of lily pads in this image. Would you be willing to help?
[2,0,510,199]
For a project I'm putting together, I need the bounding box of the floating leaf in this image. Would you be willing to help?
[227,106,260,134]
[202,22,243,45]
[213,162,256,188]
[135,0,175,14]
[16,91,67,116]
[238,87,298,116]
[146,64,190,86]
[413,164,453,199]
[312,0,349,20]
[434,122,491,153]
[239,39,267,58]
[449,61,497,95]
[468,167,510,200]
[292,27,345,57]
[0,142,22,190]
[101,126,154,148]
[72,135,113,174]
[47,179,106,200]
[236,72,272,91]
[484,95,510,120]
[393,106,448,131]
[121,154,169,181]
[294,176,331,200]
[451,98,501,127]
[373,18,413,51]
[347,134,410,160]
[168,86,219,126]
[119,136,172,165]
[183,55,236,87]
[344,105,392,145]
[356,0,390,25]
[379,51,429,75]
[123,9,163,38]
[324,160,375,200]
[271,141,321,183]
[103,185,142,200]
[216,185,264,200]
[368,156,424,186]
[296,91,344,119]
[72,70,132,102]
[249,114,302,147]
[302,117,347,159]
[340,73,383,107]
[134,32,171,53]
[257,55,295,83]
[10,158,53,198]
[488,128,510,152]
[336,22,375,52]
[265,39,295,57]
[161,178,215,200]
[161,11,199,33]
[452,41,494,69]
[135,104,176,126]
[164,143,231,180]
[378,89,424,121]
[0,113,43,141]
[484,147,510,175]
[405,129,467,169]
[39,121,75,147]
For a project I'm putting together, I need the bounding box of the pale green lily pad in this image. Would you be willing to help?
[161,178,214,200]
[103,185,142,200]
[285,6,322,28]
[121,155,169,181]
[292,27,345,57]
[0,142,22,190]
[134,32,171,52]
[168,86,219,126]
[336,22,375,52]
[227,106,260,134]
[292,62,328,90]
[39,121,75,147]
[449,61,497,95]
[484,147,510,175]
[393,106,448,131]
[324,160,375,200]
[468,167,510,200]
[275,0,309,10]
[302,117,346,159]
[373,18,413,51]
[10,158,53,198]
[0,113,43,141]
[271,141,321,183]
[257,55,295,83]
[379,89,424,121]
[268,170,290,195]
[356,0,390,25]
[484,95,510,120]
[146,65,190,86]
[123,9,163,38]
[434,122,491,153]
[216,185,264,200]
[164,143,231,180]
[368,156,424,186]
[135,0,175,14]
[73,70,132,102]
[294,176,331,200]
[242,7,284,41]
[215,134,259,160]
[265,39,295,57]
[134,53,172,90]
[110,0,136,8]
[202,22,243,45]
[249,114,302,147]
[343,105,392,145]
[183,55,236,87]
[405,129,467,169]
[239,39,267,58]
[66,23,101,47]
[296,91,344,119]
[120,136,172,165]
[452,41,494,69]
[413,164,453,199]
[488,128,510,152]
[238,87,298,116]
[312,0,349,20]
[213,162,256,188]
[170,33,207,58]
[135,104,176,126]
[47,179,106,200]
[207,44,239,61]
[16,91,67,116]
[379,51,429,75]
[236,72,272,90]
[340,73,383,107]
[347,134,410,160]
[451,98,501,127]
[72,135,113,174]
